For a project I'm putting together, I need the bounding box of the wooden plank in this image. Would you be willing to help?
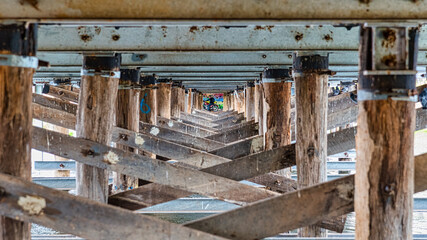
[32,103,76,130]
[157,116,217,138]
[172,116,219,131]
[178,113,220,128]
[208,135,263,160]
[45,84,79,103]
[112,127,231,168]
[206,121,259,144]
[0,55,34,239]
[185,152,427,239]
[32,93,77,115]
[32,126,278,205]
[0,173,225,240]
[139,121,225,151]
[75,72,119,203]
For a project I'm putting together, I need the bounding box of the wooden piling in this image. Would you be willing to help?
[156,82,172,119]
[0,23,37,240]
[113,69,140,193]
[355,27,418,240]
[245,82,255,121]
[171,84,181,118]
[294,54,329,237]
[76,54,120,203]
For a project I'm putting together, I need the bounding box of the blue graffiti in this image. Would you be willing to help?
[140,93,151,114]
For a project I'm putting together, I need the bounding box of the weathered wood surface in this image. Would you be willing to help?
[32,127,278,204]
[113,89,139,194]
[234,91,245,113]
[245,86,255,121]
[208,135,264,160]
[112,127,232,168]
[356,99,415,240]
[212,114,246,129]
[216,119,254,132]
[32,93,77,115]
[255,83,264,134]
[140,84,157,125]
[172,116,219,131]
[171,86,182,118]
[0,173,225,240]
[45,84,79,102]
[214,112,243,122]
[185,89,192,114]
[206,121,259,144]
[139,122,225,151]
[186,175,354,240]
[32,103,76,130]
[295,68,328,237]
[75,74,119,203]
[178,113,220,128]
[185,152,427,240]
[156,116,216,138]
[156,83,171,119]
[0,65,33,240]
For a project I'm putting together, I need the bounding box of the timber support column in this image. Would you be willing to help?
[229,92,235,111]
[356,26,419,240]
[245,81,255,121]
[171,81,183,118]
[255,79,264,135]
[156,80,172,119]
[76,54,121,203]
[293,53,330,237]
[223,93,229,111]
[0,22,37,240]
[113,68,140,193]
[261,69,292,172]
[234,89,245,113]
[198,92,204,110]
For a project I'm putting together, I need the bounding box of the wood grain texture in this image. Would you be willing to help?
[170,86,181,118]
[0,173,225,240]
[75,75,119,203]
[355,99,415,240]
[139,85,157,125]
[295,73,328,237]
[113,89,139,194]
[156,83,171,119]
[245,86,255,121]
[0,65,33,240]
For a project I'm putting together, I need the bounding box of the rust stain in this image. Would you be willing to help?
[381,54,397,67]
[201,26,213,32]
[323,34,333,41]
[112,34,120,41]
[80,34,92,42]
[161,26,168,37]
[94,26,101,35]
[295,32,304,41]
[253,25,274,32]
[19,0,39,10]
[381,28,396,48]
[148,26,153,30]
[189,26,199,33]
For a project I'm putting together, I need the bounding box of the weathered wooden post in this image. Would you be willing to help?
[76,54,121,203]
[0,22,37,240]
[355,26,419,240]
[229,92,235,111]
[198,92,204,110]
[156,80,172,119]
[192,90,198,111]
[223,93,229,111]
[140,75,157,125]
[186,89,192,113]
[179,86,186,114]
[245,81,255,121]
[234,89,245,113]
[171,81,182,118]
[293,53,329,237]
[255,79,264,135]
[113,68,140,193]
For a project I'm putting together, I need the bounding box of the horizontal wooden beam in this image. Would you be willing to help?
[208,135,264,160]
[185,152,427,239]
[32,126,278,205]
[206,121,259,144]
[0,173,225,240]
[32,103,76,130]
[171,117,219,132]
[139,121,225,152]
[44,85,79,102]
[157,116,216,138]
[32,93,77,115]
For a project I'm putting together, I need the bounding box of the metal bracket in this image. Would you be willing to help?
[81,69,121,78]
[0,54,38,68]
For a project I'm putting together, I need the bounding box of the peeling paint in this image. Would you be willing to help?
[150,127,160,136]
[135,134,145,145]
[103,151,120,165]
[18,195,46,215]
